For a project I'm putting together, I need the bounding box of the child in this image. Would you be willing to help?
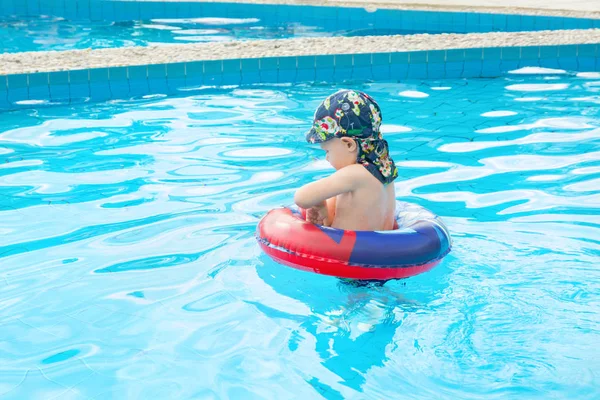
[294,89,399,231]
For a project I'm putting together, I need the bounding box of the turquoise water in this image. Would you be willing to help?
[1,72,599,398]
[0,15,422,53]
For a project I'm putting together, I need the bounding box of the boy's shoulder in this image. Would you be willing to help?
[335,164,378,185]
[337,163,369,176]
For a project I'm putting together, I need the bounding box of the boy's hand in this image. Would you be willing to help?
[306,201,329,226]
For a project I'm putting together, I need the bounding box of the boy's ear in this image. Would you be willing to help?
[341,137,357,151]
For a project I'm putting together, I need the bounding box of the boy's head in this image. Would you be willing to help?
[305,89,398,184]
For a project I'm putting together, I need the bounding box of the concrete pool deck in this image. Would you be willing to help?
[2,29,600,75]
[0,0,599,76]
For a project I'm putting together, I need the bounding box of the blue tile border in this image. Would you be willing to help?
[372,53,391,81]
[2,43,600,111]
[222,59,242,86]
[258,57,278,84]
[27,72,50,101]
[185,61,203,87]
[48,71,70,101]
[89,67,111,101]
[128,65,149,96]
[108,66,129,98]
[352,54,372,81]
[204,60,223,86]
[68,69,90,101]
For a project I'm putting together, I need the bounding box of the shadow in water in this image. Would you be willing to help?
[254,253,454,396]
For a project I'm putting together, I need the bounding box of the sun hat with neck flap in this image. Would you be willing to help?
[305,89,398,185]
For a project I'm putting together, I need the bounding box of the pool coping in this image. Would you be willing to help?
[2,29,600,75]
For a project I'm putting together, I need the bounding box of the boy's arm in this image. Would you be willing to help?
[294,166,360,209]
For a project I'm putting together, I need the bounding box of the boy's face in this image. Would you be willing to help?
[320,137,358,170]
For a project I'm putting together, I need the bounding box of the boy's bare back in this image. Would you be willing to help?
[329,164,396,231]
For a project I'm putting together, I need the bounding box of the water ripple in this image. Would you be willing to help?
[0,76,599,398]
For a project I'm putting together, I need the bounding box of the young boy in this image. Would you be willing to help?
[294,89,399,231]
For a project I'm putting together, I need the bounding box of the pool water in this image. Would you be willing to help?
[0,15,424,53]
[0,72,599,398]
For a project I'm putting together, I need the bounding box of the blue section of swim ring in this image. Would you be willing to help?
[348,221,448,268]
[318,226,344,244]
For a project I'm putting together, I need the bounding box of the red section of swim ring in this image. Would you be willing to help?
[258,208,357,264]
[259,241,440,280]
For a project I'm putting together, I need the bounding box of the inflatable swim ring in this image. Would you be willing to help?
[256,201,452,280]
